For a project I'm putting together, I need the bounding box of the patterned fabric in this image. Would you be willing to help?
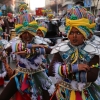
[36,22,48,37]
[15,21,38,36]
[18,2,28,12]
[66,6,96,39]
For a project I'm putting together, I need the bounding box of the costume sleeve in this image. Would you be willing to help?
[26,44,52,54]
[48,53,63,76]
[4,62,14,78]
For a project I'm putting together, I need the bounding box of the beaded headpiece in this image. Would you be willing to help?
[15,21,38,36]
[18,2,28,12]
[42,9,53,17]
[37,22,48,37]
[66,6,96,39]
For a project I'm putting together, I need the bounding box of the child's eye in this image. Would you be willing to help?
[77,32,81,35]
[70,32,74,35]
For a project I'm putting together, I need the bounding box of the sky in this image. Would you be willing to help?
[30,0,45,10]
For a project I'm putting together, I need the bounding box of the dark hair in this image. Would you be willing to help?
[75,1,84,6]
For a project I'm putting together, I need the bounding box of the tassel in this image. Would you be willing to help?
[82,91,86,100]
[76,91,82,100]
[21,74,30,91]
[70,90,76,100]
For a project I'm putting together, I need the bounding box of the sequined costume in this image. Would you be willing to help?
[48,6,100,100]
[0,20,55,100]
[0,27,9,86]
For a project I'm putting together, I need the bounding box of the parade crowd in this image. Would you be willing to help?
[0,1,100,100]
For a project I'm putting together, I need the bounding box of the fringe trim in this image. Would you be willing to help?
[16,55,44,69]
[53,62,62,82]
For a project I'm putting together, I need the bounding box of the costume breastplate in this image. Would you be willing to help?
[61,44,94,64]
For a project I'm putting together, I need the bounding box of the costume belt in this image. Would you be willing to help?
[59,80,91,91]
[16,65,45,74]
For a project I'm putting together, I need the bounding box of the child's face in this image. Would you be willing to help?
[36,30,44,37]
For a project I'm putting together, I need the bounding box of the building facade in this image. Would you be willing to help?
[62,0,100,15]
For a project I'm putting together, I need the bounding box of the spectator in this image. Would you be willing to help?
[45,14,59,45]
[95,15,100,31]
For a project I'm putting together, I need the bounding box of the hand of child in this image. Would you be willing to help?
[78,64,90,71]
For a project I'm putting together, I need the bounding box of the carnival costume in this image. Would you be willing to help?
[48,6,100,100]
[17,2,32,24]
[0,20,55,100]
[0,27,9,86]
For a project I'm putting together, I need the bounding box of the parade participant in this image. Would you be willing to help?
[0,16,9,39]
[34,24,52,74]
[0,20,55,100]
[45,13,59,45]
[7,13,15,29]
[48,5,100,100]
[17,2,32,24]
[6,13,16,61]
[34,22,52,45]
[0,26,11,87]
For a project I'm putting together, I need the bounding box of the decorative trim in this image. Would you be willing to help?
[16,65,45,74]
[59,80,91,91]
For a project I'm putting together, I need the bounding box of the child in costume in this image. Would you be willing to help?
[48,5,100,100]
[0,21,55,100]
[34,24,52,74]
[0,27,9,87]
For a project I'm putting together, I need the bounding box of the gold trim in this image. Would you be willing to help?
[16,65,45,74]
[59,80,91,91]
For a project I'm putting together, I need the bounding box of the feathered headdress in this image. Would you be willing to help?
[37,22,48,37]
[15,21,38,36]
[18,2,28,12]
